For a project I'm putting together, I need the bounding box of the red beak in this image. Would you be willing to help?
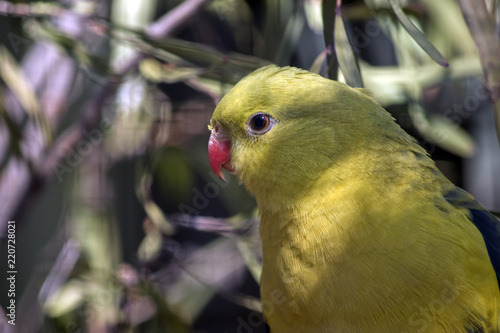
[208,126,234,182]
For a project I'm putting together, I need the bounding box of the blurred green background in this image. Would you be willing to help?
[0,0,499,332]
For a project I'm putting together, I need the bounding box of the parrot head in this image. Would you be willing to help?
[208,65,418,210]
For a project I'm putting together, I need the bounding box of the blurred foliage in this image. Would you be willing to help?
[0,0,499,332]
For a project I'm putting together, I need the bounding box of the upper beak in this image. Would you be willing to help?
[208,125,234,182]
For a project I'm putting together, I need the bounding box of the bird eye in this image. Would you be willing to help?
[250,114,269,130]
[247,113,276,135]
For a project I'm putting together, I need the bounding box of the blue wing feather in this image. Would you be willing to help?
[469,209,500,287]
[444,186,500,287]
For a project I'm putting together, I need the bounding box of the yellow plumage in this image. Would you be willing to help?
[208,65,500,332]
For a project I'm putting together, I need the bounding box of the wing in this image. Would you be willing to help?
[444,186,500,287]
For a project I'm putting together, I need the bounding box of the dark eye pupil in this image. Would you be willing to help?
[252,115,269,130]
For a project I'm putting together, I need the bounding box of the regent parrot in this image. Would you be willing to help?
[208,65,500,332]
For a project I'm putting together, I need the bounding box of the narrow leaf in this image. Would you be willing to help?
[43,280,86,317]
[236,237,262,283]
[139,58,201,83]
[138,223,163,262]
[0,46,51,143]
[334,3,363,87]
[309,46,331,75]
[322,0,338,80]
[274,6,305,66]
[409,102,475,158]
[144,200,175,235]
[389,0,449,67]
[141,37,271,82]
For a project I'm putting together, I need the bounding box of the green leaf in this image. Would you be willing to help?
[143,200,175,235]
[334,4,363,87]
[0,103,23,161]
[389,0,449,67]
[0,46,52,144]
[321,0,338,80]
[138,223,163,262]
[140,38,271,83]
[493,102,500,145]
[309,46,330,75]
[43,280,86,317]
[136,170,175,236]
[274,6,305,66]
[236,234,262,283]
[409,102,475,158]
[166,237,246,323]
[0,47,38,115]
[139,58,201,83]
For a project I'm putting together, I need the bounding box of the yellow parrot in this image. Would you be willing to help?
[207,65,500,332]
